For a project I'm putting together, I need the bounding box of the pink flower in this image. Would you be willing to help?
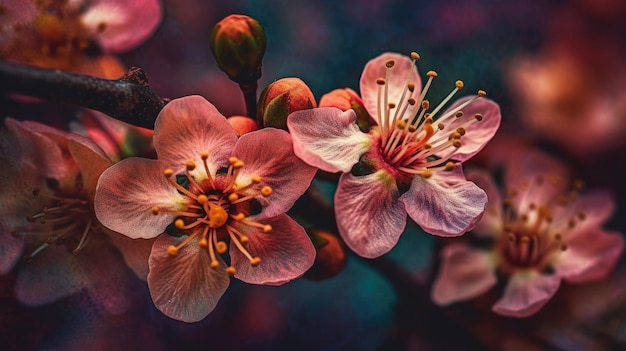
[94,95,317,322]
[287,52,501,258]
[0,0,162,77]
[431,150,624,317]
[0,118,151,313]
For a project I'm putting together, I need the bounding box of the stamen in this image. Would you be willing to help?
[164,168,198,200]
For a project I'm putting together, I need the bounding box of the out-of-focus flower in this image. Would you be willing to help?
[70,110,155,162]
[257,77,316,130]
[431,150,624,317]
[288,52,501,258]
[0,118,151,313]
[227,115,259,136]
[210,14,266,84]
[0,0,162,78]
[319,87,374,132]
[94,95,317,322]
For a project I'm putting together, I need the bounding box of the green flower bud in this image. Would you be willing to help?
[257,77,316,130]
[210,14,266,84]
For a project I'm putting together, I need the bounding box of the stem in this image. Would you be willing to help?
[0,61,166,129]
[239,81,258,119]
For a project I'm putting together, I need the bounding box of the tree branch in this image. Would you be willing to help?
[0,61,166,129]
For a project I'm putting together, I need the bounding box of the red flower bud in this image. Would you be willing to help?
[257,77,317,130]
[319,88,375,132]
[305,230,347,281]
[227,115,259,136]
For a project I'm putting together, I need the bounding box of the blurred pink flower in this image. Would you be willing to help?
[0,0,162,78]
[432,150,624,317]
[288,52,501,258]
[0,118,151,313]
[94,95,317,322]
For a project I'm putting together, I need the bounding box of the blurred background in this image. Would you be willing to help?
[2,0,626,350]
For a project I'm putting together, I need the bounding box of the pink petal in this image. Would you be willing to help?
[287,107,371,173]
[400,167,487,237]
[0,0,36,48]
[435,97,501,163]
[492,271,561,317]
[154,95,236,177]
[232,128,316,218]
[230,214,315,285]
[80,0,162,53]
[431,244,497,305]
[554,190,615,238]
[466,169,503,237]
[94,157,185,239]
[106,229,154,280]
[359,52,421,126]
[148,234,230,322]
[0,228,24,274]
[67,138,113,199]
[554,229,624,283]
[335,170,407,258]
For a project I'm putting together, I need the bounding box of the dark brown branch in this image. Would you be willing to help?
[0,61,166,129]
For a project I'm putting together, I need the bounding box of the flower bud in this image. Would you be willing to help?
[228,115,259,136]
[305,230,347,281]
[319,88,375,132]
[257,77,316,130]
[210,14,266,84]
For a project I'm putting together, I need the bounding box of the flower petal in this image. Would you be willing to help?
[492,271,561,317]
[335,171,407,258]
[400,167,487,237]
[231,214,315,285]
[360,52,421,126]
[431,244,497,305]
[231,128,316,218]
[148,234,230,322]
[0,227,24,274]
[287,107,371,172]
[95,157,185,239]
[80,0,162,53]
[466,168,503,237]
[554,229,624,283]
[106,229,154,280]
[153,95,236,177]
[435,97,501,163]
[554,189,616,238]
[67,138,113,199]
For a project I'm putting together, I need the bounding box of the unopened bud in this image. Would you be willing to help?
[319,88,375,132]
[257,77,316,130]
[209,14,266,84]
[304,230,347,281]
[228,115,259,136]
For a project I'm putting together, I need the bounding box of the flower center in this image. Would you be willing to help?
[499,176,585,271]
[152,152,272,275]
[371,52,487,180]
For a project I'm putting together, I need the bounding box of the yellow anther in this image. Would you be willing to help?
[385,59,395,68]
[216,241,228,254]
[233,160,244,168]
[376,78,386,85]
[437,123,445,130]
[210,260,220,269]
[208,206,228,228]
[407,83,415,92]
[427,70,438,77]
[186,159,196,171]
[250,257,261,266]
[233,213,245,221]
[167,246,178,256]
[410,52,420,60]
[175,219,186,229]
[478,90,486,97]
[240,235,249,243]
[228,156,240,165]
[261,186,273,197]
[228,193,239,202]
[263,224,272,233]
[455,80,464,89]
[445,162,455,171]
[197,194,208,204]
[251,175,262,183]
[163,169,174,178]
[200,151,209,160]
[424,117,434,125]
[226,266,237,275]
[199,238,208,247]
[407,98,416,105]
[456,127,466,136]
[474,113,483,121]
[449,132,462,140]
[408,125,417,132]
[455,111,464,118]
[422,100,430,110]
[452,140,462,148]
[151,206,160,215]
[423,143,432,149]
[388,102,396,109]
[396,120,407,129]
[520,236,530,244]
[421,170,433,179]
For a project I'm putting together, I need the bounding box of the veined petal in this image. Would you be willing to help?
[80,0,162,53]
[95,157,185,239]
[554,190,615,239]
[231,214,315,285]
[232,128,316,218]
[154,95,236,177]
[360,52,421,125]
[401,167,487,237]
[288,107,371,173]
[148,234,230,323]
[554,229,624,283]
[0,227,24,274]
[492,271,561,317]
[437,97,501,163]
[466,169,503,238]
[431,244,497,305]
[335,171,406,258]
[106,228,154,281]
[67,138,113,199]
